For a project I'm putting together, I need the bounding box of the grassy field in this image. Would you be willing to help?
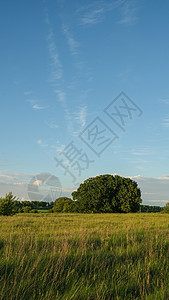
[0,213,169,300]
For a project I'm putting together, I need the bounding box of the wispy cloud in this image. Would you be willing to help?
[159,98,169,104]
[117,0,140,25]
[37,139,48,147]
[78,1,115,26]
[0,170,31,187]
[62,24,79,55]
[24,91,33,96]
[26,99,47,110]
[74,106,87,128]
[131,147,152,156]
[45,120,58,129]
[13,80,21,85]
[51,143,66,154]
[44,4,89,138]
[162,116,169,127]
[78,0,140,27]
[157,175,169,180]
[54,89,66,103]
[54,89,74,135]
[44,8,76,135]
[47,30,63,84]
[44,5,63,84]
[146,199,168,204]
[0,158,8,167]
[32,104,47,110]
[53,90,86,137]
[81,7,105,25]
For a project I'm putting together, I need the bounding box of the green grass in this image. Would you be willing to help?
[0,213,169,299]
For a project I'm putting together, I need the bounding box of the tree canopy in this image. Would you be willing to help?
[72,174,142,213]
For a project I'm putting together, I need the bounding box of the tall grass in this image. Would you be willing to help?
[0,213,169,299]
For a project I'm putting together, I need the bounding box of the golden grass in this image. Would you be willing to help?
[0,213,169,299]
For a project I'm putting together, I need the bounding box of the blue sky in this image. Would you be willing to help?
[0,0,169,206]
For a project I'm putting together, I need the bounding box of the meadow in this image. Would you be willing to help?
[0,213,169,299]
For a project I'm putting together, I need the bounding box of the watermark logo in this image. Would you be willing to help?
[54,141,94,183]
[104,91,143,131]
[79,117,118,157]
[27,173,62,201]
[54,92,143,185]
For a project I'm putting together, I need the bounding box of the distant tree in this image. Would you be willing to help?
[72,174,142,213]
[53,197,77,213]
[140,205,163,213]
[30,209,38,213]
[22,201,32,208]
[0,192,17,216]
[163,202,169,213]
[14,200,23,213]
[23,206,31,213]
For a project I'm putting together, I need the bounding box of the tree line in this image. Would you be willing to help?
[0,174,168,215]
[0,192,54,215]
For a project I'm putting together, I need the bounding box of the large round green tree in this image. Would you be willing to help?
[72,174,142,213]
